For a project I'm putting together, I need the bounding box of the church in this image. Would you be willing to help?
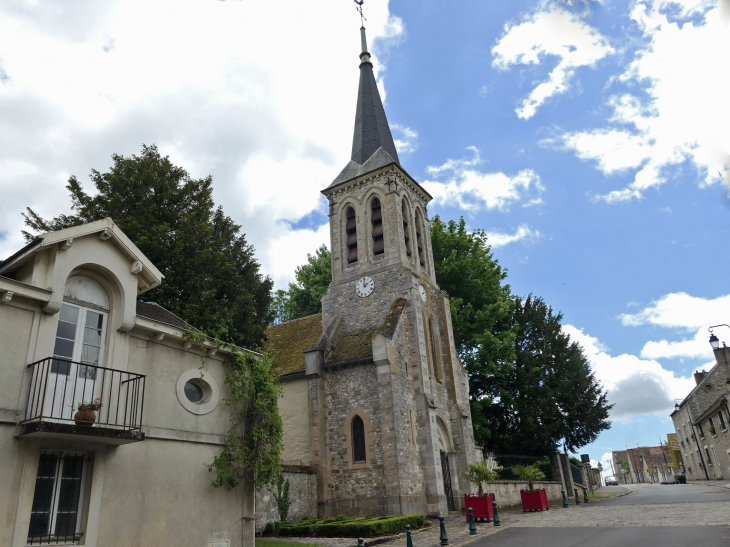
[265,26,481,518]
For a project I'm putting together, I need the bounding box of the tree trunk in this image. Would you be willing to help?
[242,473,256,547]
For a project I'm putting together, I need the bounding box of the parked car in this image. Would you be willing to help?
[605,476,619,486]
[677,472,687,484]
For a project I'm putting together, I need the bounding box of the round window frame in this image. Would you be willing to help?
[176,369,220,415]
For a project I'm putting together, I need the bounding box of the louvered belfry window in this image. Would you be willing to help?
[346,207,358,264]
[352,415,366,462]
[402,201,412,257]
[371,198,384,256]
[416,212,426,266]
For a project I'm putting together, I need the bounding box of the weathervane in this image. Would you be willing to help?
[354,0,366,26]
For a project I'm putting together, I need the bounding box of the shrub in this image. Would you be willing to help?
[278,514,425,538]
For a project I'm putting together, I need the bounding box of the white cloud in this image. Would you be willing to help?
[0,0,404,288]
[556,3,730,202]
[391,124,418,155]
[620,292,730,330]
[618,291,730,360]
[492,8,614,119]
[422,147,544,211]
[486,225,542,248]
[564,324,695,420]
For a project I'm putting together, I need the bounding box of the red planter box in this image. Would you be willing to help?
[464,493,495,523]
[520,488,549,512]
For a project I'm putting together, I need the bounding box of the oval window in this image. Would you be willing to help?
[184,380,206,403]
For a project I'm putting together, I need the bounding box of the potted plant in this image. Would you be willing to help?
[512,464,548,512]
[74,398,102,426]
[463,462,498,522]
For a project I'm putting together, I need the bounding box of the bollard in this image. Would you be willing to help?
[439,514,449,546]
[574,488,581,505]
[561,489,569,508]
[468,507,477,535]
[358,539,364,547]
[406,525,413,547]
[583,486,590,503]
[492,501,501,527]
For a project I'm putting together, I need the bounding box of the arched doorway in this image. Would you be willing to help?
[437,418,455,511]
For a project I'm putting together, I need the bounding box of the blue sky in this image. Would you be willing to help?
[0,0,728,469]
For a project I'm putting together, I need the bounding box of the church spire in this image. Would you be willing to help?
[350,26,400,166]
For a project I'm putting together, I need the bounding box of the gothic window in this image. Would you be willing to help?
[371,198,384,257]
[402,200,412,257]
[415,210,426,268]
[709,417,716,436]
[352,415,366,462]
[428,317,441,383]
[345,207,358,264]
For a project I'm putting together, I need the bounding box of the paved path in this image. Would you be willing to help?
[269,482,730,547]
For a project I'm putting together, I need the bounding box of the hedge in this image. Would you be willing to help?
[271,514,425,537]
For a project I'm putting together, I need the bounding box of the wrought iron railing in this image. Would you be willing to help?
[21,357,145,431]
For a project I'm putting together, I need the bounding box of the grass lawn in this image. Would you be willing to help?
[257,540,316,547]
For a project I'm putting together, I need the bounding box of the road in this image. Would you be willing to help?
[464,482,730,547]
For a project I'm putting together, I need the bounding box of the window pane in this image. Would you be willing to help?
[51,359,71,375]
[81,345,100,365]
[85,310,103,329]
[53,338,75,359]
[56,321,77,341]
[59,304,79,324]
[83,326,101,346]
[28,454,58,539]
[352,416,366,462]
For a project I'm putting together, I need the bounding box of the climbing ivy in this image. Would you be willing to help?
[273,474,291,521]
[209,350,284,490]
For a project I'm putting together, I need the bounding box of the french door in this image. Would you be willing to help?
[45,302,107,421]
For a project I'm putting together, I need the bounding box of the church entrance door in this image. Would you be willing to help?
[440,450,455,511]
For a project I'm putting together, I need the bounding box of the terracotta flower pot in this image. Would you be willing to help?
[74,408,96,427]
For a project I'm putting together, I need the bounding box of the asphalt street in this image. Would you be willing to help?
[468,526,730,547]
[601,481,730,505]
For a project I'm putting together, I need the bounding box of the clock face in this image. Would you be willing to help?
[355,276,375,298]
[419,285,427,302]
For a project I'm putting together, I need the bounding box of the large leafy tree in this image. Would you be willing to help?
[271,245,331,323]
[484,295,612,455]
[23,145,273,348]
[429,216,517,447]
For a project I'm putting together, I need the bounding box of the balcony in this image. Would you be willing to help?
[19,358,146,444]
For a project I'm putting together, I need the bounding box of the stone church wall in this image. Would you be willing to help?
[255,465,317,531]
[323,362,386,516]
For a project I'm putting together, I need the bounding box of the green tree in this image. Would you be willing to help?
[271,245,331,323]
[484,296,612,455]
[22,145,273,348]
[429,216,517,447]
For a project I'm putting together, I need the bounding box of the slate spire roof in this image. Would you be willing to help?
[327,27,401,189]
[350,27,400,166]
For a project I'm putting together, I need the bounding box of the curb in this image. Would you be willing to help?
[361,522,433,547]
[688,481,730,491]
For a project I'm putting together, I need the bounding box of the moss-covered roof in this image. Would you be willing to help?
[265,314,322,376]
[325,329,375,365]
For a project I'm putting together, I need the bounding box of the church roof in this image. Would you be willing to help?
[264,313,323,376]
[325,328,375,365]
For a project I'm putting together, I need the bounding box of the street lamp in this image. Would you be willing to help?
[708,324,730,349]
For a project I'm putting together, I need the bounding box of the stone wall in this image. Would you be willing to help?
[255,465,317,532]
[480,481,564,507]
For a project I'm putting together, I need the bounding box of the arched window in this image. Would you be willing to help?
[428,317,441,382]
[371,198,384,257]
[352,415,366,462]
[402,200,412,258]
[345,207,358,264]
[415,211,426,268]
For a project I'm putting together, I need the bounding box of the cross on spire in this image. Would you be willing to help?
[354,0,366,27]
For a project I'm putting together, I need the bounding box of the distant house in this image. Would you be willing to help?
[0,218,251,547]
[671,347,730,481]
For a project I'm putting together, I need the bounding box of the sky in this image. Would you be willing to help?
[1,0,729,473]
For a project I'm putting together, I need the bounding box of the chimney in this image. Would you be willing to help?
[694,370,708,385]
